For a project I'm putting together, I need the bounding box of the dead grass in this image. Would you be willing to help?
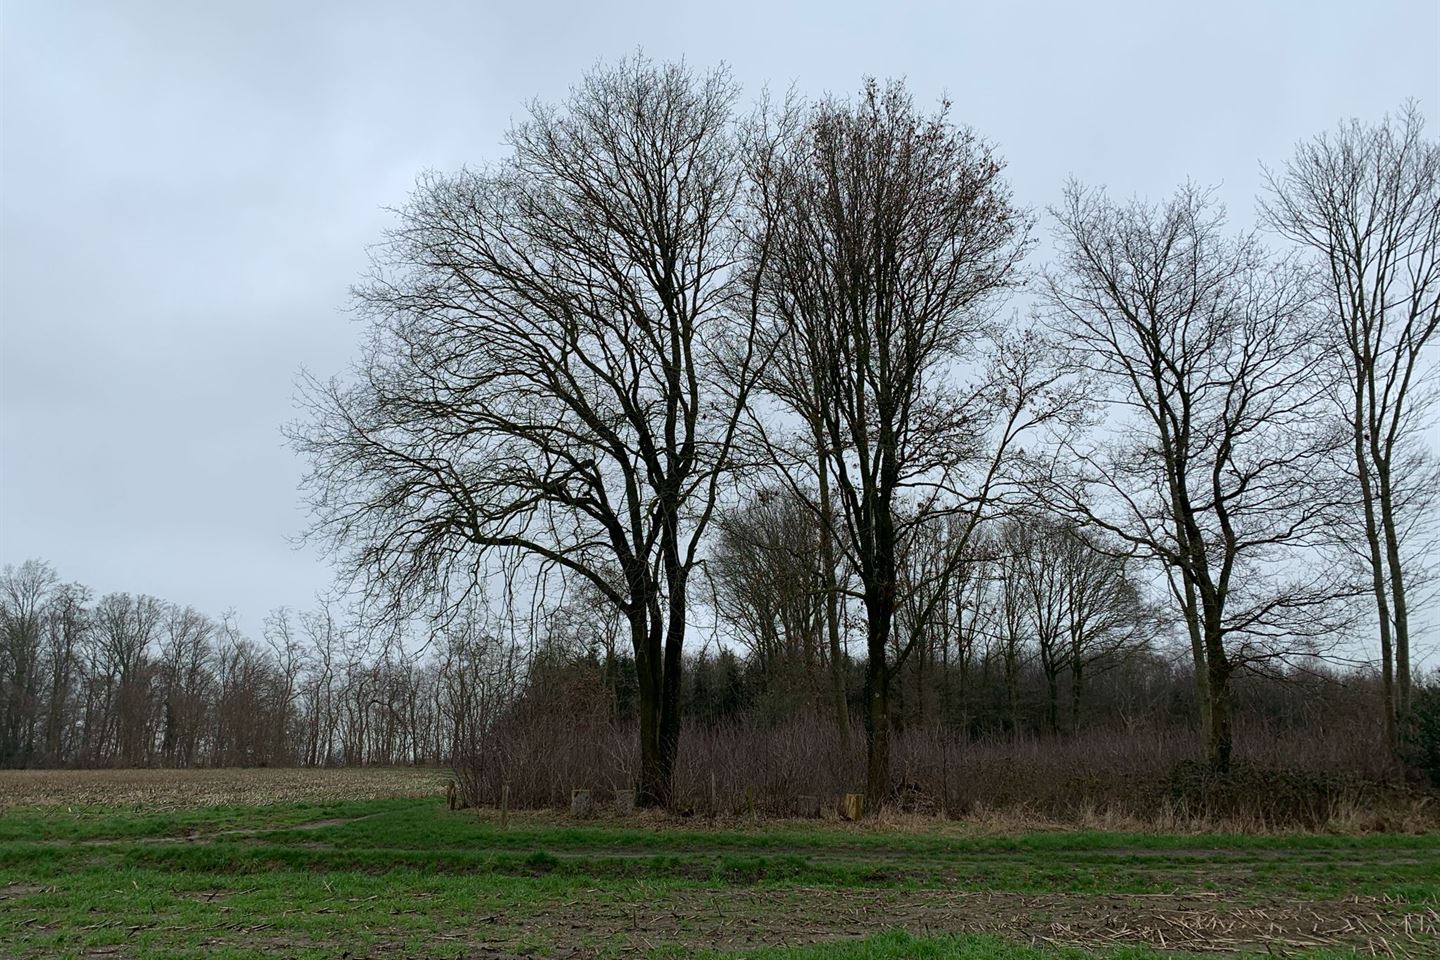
[527,888,1439,957]
[0,766,447,810]
[445,794,1440,838]
[0,763,1430,837]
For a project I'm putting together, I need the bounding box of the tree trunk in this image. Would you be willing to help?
[1374,457,1411,730]
[1180,577,1213,744]
[1043,661,1060,735]
[1355,396,1398,752]
[814,425,851,751]
[1070,660,1083,732]
[1202,622,1233,774]
[44,645,71,764]
[656,567,686,809]
[161,698,176,764]
[862,587,895,812]
[632,608,666,807]
[1004,644,1020,736]
[863,652,890,811]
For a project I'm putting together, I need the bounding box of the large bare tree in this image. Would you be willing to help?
[752,80,1064,809]
[1041,183,1350,772]
[1262,105,1440,751]
[291,57,769,806]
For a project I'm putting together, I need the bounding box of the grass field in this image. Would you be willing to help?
[1,769,1436,959]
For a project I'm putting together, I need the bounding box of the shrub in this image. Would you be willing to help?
[1166,760,1369,829]
[452,709,1433,830]
[1400,675,1440,788]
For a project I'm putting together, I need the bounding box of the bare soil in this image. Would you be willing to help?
[511,887,1438,957]
[0,766,445,809]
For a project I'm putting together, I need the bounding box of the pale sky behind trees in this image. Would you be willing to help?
[2,0,1437,637]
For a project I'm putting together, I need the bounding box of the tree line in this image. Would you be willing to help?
[0,560,475,768]
[8,59,1434,814]
[292,57,1435,810]
[4,550,1415,813]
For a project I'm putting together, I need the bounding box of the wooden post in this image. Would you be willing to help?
[839,793,864,821]
[570,788,592,818]
[500,782,510,829]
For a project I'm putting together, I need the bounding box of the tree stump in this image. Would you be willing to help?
[839,793,864,821]
[570,788,593,818]
[796,794,821,819]
[613,789,635,816]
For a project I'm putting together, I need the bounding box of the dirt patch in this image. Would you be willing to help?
[288,817,355,831]
[515,887,1439,957]
[0,883,51,898]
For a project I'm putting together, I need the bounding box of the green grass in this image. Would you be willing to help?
[2,796,1435,959]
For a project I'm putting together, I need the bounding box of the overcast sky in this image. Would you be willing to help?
[2,0,1437,638]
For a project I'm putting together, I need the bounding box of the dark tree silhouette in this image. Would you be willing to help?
[752,79,1066,809]
[290,56,771,807]
[1041,183,1351,772]
[1263,104,1440,751]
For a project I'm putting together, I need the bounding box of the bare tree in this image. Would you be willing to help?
[292,56,770,806]
[297,601,345,766]
[1041,183,1350,772]
[990,517,1159,733]
[92,592,163,765]
[753,79,1067,809]
[0,560,58,764]
[1263,104,1440,750]
[543,579,630,710]
[263,607,305,763]
[709,486,833,715]
[741,101,856,744]
[895,518,993,734]
[987,537,1032,735]
[999,517,1070,733]
[1055,527,1159,729]
[41,582,89,763]
[157,604,214,766]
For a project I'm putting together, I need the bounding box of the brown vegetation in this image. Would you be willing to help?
[0,765,441,810]
[515,888,1437,957]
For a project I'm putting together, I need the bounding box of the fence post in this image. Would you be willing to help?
[500,781,510,829]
